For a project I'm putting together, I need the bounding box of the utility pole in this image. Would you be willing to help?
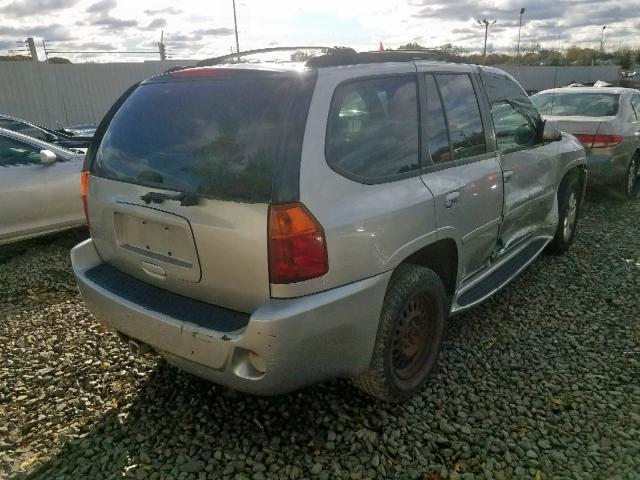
[42,40,48,61]
[158,30,166,60]
[516,8,525,64]
[232,0,240,59]
[26,37,38,61]
[477,19,496,63]
[600,25,606,56]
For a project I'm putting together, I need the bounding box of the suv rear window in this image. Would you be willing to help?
[92,72,314,203]
[531,92,620,117]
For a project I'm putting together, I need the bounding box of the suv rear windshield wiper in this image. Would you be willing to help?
[140,191,201,207]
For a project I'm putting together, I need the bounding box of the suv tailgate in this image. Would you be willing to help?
[87,176,269,313]
[85,68,315,313]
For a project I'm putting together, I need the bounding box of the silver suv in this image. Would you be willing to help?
[72,51,587,402]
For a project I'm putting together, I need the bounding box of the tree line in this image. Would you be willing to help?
[398,42,640,70]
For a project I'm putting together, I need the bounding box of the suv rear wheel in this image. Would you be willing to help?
[353,264,446,402]
[548,172,581,254]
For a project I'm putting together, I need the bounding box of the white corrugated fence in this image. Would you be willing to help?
[0,60,191,128]
[0,61,622,129]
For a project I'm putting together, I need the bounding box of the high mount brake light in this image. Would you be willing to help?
[591,134,623,148]
[268,203,328,284]
[169,67,225,78]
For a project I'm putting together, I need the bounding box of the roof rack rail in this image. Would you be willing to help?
[305,49,462,68]
[196,46,350,67]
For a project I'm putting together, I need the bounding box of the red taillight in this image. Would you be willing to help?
[268,203,328,284]
[80,171,90,229]
[591,134,623,148]
[574,133,623,148]
[169,67,224,78]
[573,134,594,146]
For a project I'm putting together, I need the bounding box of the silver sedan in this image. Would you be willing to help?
[0,127,85,245]
[531,87,640,199]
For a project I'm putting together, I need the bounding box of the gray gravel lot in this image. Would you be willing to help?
[1,195,639,480]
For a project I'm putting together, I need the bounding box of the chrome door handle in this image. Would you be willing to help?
[503,170,514,183]
[444,190,461,208]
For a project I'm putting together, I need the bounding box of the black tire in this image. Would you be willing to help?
[352,264,446,402]
[622,152,640,200]
[548,172,581,254]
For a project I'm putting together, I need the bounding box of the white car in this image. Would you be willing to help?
[0,127,85,245]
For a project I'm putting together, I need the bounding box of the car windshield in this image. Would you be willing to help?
[531,92,620,117]
[93,74,312,203]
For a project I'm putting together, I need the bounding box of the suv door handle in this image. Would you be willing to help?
[503,170,514,183]
[444,190,461,208]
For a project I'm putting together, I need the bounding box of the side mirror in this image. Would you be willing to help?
[542,120,563,142]
[40,149,57,165]
[514,125,535,145]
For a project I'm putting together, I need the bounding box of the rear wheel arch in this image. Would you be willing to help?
[399,238,459,299]
[558,166,586,206]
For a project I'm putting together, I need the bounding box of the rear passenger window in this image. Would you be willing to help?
[326,75,420,181]
[435,74,487,160]
[424,75,451,164]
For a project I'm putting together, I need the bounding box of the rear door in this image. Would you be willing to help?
[41,146,84,227]
[86,69,315,313]
[416,65,503,281]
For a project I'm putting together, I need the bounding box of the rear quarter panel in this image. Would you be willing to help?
[271,64,438,299]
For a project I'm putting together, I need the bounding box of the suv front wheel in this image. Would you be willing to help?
[548,171,581,254]
[353,264,446,402]
[624,152,640,199]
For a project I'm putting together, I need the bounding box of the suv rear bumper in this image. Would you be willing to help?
[71,239,390,395]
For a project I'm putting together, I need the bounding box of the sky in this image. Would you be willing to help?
[0,0,638,62]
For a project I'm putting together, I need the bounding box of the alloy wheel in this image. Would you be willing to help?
[563,191,578,242]
[627,156,640,198]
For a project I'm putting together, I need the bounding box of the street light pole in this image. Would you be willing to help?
[516,7,525,64]
[477,19,496,63]
[232,0,240,59]
[600,25,606,56]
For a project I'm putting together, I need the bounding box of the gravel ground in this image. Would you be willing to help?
[1,195,639,480]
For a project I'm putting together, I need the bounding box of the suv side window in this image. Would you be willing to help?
[491,102,538,152]
[424,75,452,164]
[435,74,487,160]
[326,75,420,181]
[0,135,41,166]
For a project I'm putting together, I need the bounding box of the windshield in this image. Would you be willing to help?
[93,74,312,203]
[531,92,620,117]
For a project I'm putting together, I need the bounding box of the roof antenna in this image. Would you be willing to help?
[549,32,561,116]
[232,0,240,61]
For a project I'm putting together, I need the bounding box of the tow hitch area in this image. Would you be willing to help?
[127,338,151,356]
